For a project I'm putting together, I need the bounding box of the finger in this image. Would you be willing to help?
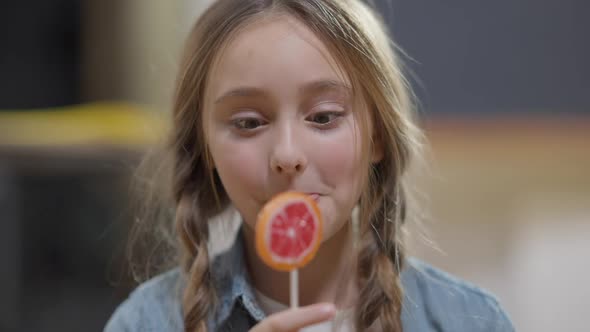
[253,303,336,332]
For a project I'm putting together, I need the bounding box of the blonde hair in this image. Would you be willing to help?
[136,0,424,331]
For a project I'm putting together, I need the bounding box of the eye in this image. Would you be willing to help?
[231,117,266,130]
[307,111,344,127]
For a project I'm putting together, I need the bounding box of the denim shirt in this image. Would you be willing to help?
[105,231,515,332]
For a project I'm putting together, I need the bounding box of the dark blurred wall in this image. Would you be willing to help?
[378,0,589,114]
[0,0,80,109]
[0,160,136,331]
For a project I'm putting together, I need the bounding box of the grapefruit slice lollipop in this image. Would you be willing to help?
[255,191,323,272]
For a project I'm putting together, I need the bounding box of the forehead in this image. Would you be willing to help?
[206,13,351,98]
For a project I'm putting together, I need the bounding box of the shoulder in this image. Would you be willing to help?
[401,257,515,332]
[104,269,184,332]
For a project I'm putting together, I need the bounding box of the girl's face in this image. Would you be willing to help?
[203,14,375,242]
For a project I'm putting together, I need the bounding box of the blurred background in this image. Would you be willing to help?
[0,0,588,331]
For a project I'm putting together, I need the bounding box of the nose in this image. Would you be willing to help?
[270,125,307,175]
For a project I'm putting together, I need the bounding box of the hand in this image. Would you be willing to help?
[250,303,336,332]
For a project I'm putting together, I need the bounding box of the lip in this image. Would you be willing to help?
[265,191,322,203]
[305,193,320,202]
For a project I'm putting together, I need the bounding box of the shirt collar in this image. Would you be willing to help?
[208,227,265,329]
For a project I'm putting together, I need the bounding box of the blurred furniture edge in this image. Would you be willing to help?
[414,112,590,225]
[0,102,167,171]
[423,113,590,150]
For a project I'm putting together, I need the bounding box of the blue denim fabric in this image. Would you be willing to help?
[105,231,515,331]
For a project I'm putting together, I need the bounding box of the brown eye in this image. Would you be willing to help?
[307,112,343,126]
[232,117,265,130]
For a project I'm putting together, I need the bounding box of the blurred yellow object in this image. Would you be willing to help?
[0,102,168,147]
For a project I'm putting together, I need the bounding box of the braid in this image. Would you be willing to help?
[171,125,226,331]
[356,182,407,331]
[175,192,215,332]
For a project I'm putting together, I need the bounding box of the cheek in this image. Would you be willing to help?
[316,144,358,181]
[213,141,264,192]
[209,137,267,219]
[313,125,364,187]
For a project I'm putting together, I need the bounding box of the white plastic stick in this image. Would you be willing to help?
[290,269,299,308]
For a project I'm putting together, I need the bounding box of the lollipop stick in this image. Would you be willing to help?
[290,269,299,308]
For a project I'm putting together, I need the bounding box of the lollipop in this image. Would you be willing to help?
[255,191,323,307]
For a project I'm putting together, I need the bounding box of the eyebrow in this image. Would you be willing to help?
[214,79,351,104]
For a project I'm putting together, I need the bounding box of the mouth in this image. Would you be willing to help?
[306,193,320,202]
[263,191,322,205]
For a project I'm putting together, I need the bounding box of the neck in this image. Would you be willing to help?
[243,221,358,310]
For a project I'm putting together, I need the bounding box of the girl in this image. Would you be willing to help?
[106,0,514,331]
